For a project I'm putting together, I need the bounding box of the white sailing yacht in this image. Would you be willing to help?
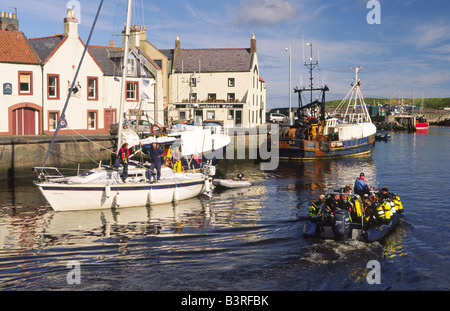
[33,0,214,212]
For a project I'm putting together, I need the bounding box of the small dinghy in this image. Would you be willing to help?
[302,188,404,243]
[213,173,251,189]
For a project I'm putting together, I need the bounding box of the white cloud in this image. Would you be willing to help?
[412,21,450,49]
[232,0,298,28]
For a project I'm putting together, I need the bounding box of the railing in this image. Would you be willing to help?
[32,166,65,182]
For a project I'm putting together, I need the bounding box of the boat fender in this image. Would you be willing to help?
[148,188,154,205]
[333,209,350,240]
[104,185,111,198]
[173,186,179,202]
[115,192,121,207]
[205,178,211,194]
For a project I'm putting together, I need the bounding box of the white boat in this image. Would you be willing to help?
[33,0,214,212]
[34,163,212,212]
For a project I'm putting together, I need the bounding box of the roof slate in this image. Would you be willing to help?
[174,48,252,73]
[87,45,122,76]
[0,30,40,64]
[28,35,64,63]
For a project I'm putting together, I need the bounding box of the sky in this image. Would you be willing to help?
[2,0,450,110]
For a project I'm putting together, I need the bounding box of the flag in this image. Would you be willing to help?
[192,153,201,164]
[58,115,68,128]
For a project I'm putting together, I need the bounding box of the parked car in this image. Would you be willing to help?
[110,119,153,136]
[268,113,287,123]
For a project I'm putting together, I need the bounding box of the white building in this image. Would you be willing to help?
[0,12,42,135]
[168,34,266,127]
[0,9,163,136]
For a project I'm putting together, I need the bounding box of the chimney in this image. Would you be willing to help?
[123,25,141,48]
[250,33,256,53]
[139,25,147,42]
[174,35,181,59]
[109,40,116,47]
[0,11,19,31]
[63,9,78,38]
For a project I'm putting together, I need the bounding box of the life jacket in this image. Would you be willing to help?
[119,147,130,164]
[165,147,172,165]
[173,160,182,173]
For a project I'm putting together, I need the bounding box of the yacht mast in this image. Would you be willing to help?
[117,0,133,150]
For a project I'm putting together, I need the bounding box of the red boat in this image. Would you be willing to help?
[415,116,429,130]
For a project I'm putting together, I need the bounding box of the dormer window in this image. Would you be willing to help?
[127,58,136,76]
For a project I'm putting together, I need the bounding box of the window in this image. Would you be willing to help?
[48,74,60,99]
[179,111,186,120]
[206,110,215,120]
[228,78,235,87]
[190,93,197,102]
[228,109,235,120]
[154,60,162,68]
[88,111,97,130]
[127,58,136,76]
[227,93,235,102]
[191,77,197,87]
[87,77,98,100]
[48,112,59,131]
[18,71,33,95]
[207,93,216,102]
[126,82,139,101]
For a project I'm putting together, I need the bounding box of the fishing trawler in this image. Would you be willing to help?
[276,44,376,160]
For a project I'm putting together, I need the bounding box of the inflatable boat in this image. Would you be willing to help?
[302,190,404,243]
[213,173,251,189]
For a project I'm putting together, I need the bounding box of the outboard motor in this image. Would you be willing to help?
[333,209,350,240]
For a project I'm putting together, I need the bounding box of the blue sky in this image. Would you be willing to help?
[2,0,450,109]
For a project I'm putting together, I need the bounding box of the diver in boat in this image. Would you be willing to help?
[379,186,392,199]
[309,195,325,217]
[140,142,164,183]
[362,198,379,226]
[321,193,340,224]
[114,142,135,183]
[354,173,370,198]
[339,192,354,220]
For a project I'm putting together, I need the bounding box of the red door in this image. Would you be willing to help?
[104,109,116,134]
[13,108,37,135]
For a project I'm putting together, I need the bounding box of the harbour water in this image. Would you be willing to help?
[0,127,449,293]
